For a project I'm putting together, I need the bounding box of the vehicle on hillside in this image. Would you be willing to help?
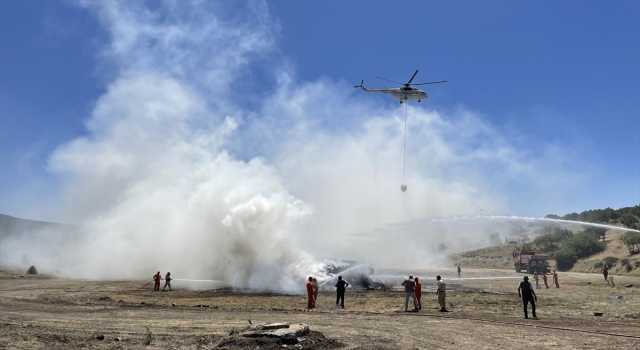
[512,251,550,274]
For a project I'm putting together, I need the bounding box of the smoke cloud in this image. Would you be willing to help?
[0,1,582,290]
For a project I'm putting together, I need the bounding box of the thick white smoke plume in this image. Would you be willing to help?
[0,1,581,289]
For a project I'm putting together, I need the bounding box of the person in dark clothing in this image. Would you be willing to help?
[518,276,537,319]
[402,274,419,312]
[602,265,609,283]
[335,276,349,308]
[162,272,172,291]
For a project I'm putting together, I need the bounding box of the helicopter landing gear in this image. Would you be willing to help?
[399,100,403,104]
[418,99,421,102]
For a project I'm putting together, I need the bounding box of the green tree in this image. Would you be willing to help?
[584,227,607,241]
[618,231,640,254]
[564,213,580,221]
[620,214,640,229]
[549,205,638,225]
[489,232,502,246]
[562,231,605,259]
[531,227,572,252]
[508,226,526,242]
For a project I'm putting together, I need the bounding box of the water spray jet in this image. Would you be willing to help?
[318,264,368,287]
[476,216,640,233]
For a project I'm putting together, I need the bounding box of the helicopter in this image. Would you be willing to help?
[354,70,446,104]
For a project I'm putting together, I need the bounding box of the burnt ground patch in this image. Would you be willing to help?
[214,330,345,350]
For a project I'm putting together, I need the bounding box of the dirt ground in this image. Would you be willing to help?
[1,267,639,349]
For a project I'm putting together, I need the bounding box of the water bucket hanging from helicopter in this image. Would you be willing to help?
[352,70,447,192]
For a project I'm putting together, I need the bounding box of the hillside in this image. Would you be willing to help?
[449,228,640,276]
[0,214,79,269]
[570,229,640,276]
[447,243,519,270]
[0,214,69,239]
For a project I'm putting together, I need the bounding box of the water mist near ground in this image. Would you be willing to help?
[0,1,599,291]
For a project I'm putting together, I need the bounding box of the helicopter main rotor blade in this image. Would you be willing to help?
[406,70,419,85]
[373,76,404,85]
[411,80,448,86]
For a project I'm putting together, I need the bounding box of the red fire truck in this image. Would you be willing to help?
[512,251,550,274]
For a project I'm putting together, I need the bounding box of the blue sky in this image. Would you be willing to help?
[1,0,639,222]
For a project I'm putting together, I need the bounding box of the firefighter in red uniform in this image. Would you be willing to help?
[153,271,162,291]
[542,272,549,288]
[553,270,560,288]
[306,277,314,309]
[414,277,422,310]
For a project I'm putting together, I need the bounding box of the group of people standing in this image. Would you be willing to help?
[305,274,448,312]
[152,271,172,292]
[401,275,447,312]
[531,270,560,289]
[306,276,349,309]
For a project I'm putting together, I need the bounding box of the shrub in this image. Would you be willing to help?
[621,258,630,266]
[625,264,633,272]
[593,261,603,268]
[26,266,37,275]
[143,326,154,345]
[603,256,619,267]
[635,261,640,268]
[554,249,576,271]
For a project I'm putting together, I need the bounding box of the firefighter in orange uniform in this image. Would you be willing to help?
[542,272,549,288]
[414,277,422,310]
[553,270,560,288]
[153,271,162,291]
[306,277,314,309]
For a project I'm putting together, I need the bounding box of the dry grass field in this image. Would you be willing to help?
[1,267,639,349]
